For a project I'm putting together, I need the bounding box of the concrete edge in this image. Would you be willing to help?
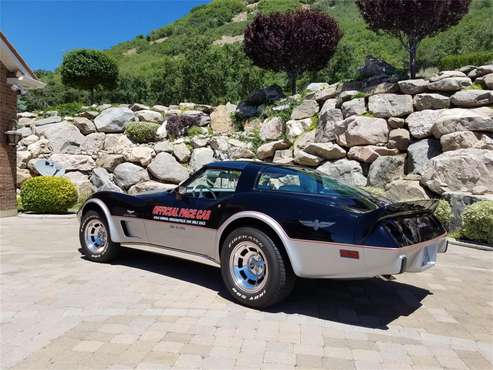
[18,213,77,219]
[448,238,493,251]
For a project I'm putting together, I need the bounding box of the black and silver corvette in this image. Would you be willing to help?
[78,161,447,308]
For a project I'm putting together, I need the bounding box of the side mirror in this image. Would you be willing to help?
[176,186,186,199]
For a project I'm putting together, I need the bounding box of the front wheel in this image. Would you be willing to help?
[220,227,295,308]
[79,210,119,262]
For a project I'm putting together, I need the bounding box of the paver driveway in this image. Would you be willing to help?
[0,216,492,370]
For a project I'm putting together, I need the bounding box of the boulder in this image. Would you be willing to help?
[17,168,31,187]
[431,108,493,138]
[113,162,149,189]
[337,90,360,106]
[405,138,442,176]
[481,73,493,89]
[474,64,493,77]
[33,116,62,127]
[228,141,255,159]
[210,103,236,134]
[413,93,450,110]
[49,154,96,172]
[427,77,472,92]
[154,140,173,153]
[19,135,39,147]
[397,79,428,94]
[335,116,389,147]
[182,110,211,127]
[36,122,85,153]
[294,150,322,167]
[260,117,284,141]
[63,171,94,199]
[94,107,136,133]
[148,152,189,184]
[256,140,290,160]
[96,104,112,112]
[130,103,150,111]
[273,149,294,164]
[90,167,123,193]
[341,98,367,118]
[151,105,169,114]
[103,134,133,154]
[18,117,34,126]
[348,145,399,164]
[293,130,316,156]
[305,83,338,101]
[384,180,429,202]
[16,127,32,138]
[27,138,51,157]
[421,149,493,194]
[128,181,176,195]
[443,191,493,231]
[79,111,99,120]
[191,136,209,148]
[368,155,406,187]
[286,118,311,141]
[317,159,367,187]
[190,147,215,172]
[135,110,163,123]
[73,117,96,135]
[244,85,284,106]
[209,136,230,152]
[388,128,411,150]
[406,109,444,138]
[315,107,343,143]
[368,94,413,118]
[304,143,346,160]
[17,151,31,169]
[430,70,467,81]
[172,143,191,163]
[450,90,493,108]
[440,131,481,152]
[291,100,319,120]
[81,132,105,155]
[388,117,406,129]
[96,153,125,171]
[125,146,155,167]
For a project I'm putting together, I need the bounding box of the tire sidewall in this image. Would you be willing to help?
[79,211,112,261]
[221,228,284,307]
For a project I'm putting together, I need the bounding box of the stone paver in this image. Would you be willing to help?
[0,216,492,369]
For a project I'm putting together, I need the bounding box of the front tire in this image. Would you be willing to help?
[220,227,295,308]
[79,210,119,262]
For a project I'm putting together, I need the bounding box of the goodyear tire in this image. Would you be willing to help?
[220,227,295,308]
[79,210,119,262]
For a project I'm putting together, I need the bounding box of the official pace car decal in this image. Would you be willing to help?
[152,206,212,226]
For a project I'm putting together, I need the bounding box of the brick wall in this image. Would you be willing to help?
[0,62,18,216]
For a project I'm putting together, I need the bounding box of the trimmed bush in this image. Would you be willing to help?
[461,201,493,244]
[440,51,493,70]
[125,122,160,143]
[434,199,452,228]
[167,115,197,138]
[20,176,78,214]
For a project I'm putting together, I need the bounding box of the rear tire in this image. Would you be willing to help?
[220,227,295,308]
[79,210,119,262]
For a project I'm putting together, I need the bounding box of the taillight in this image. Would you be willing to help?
[340,250,359,259]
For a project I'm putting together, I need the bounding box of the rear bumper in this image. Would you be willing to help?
[286,234,447,279]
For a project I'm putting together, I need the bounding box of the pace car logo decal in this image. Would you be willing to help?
[299,219,335,231]
[152,206,212,226]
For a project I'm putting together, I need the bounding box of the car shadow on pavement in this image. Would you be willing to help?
[97,247,431,330]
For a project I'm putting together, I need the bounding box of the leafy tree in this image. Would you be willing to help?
[60,49,119,103]
[356,0,471,78]
[244,9,342,95]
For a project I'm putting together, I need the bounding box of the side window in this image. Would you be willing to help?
[256,169,304,193]
[184,169,241,199]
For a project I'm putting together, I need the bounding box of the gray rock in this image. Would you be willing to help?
[413,93,450,110]
[348,146,399,164]
[474,64,493,77]
[94,107,136,133]
[440,131,482,151]
[388,128,411,150]
[260,117,284,141]
[421,149,493,194]
[130,103,150,111]
[36,122,85,153]
[384,180,429,202]
[96,153,125,171]
[210,103,236,134]
[304,143,346,160]
[430,70,467,81]
[209,136,230,153]
[17,151,31,169]
[191,136,210,148]
[315,107,343,143]
[427,77,472,92]
[406,109,444,138]
[341,98,367,118]
[273,149,294,164]
[63,171,94,199]
[172,143,191,163]
[335,116,389,147]
[450,90,493,108]
[17,168,31,187]
[81,132,105,155]
[294,150,322,167]
[443,191,493,231]
[182,110,211,127]
[28,158,64,176]
[317,159,367,187]
[368,94,413,118]
[16,127,32,137]
[388,117,406,129]
[368,155,406,187]
[33,116,62,126]
[286,118,311,141]
[125,146,155,167]
[431,108,493,138]
[49,154,96,171]
[73,117,96,135]
[293,130,316,156]
[128,181,176,195]
[256,140,290,160]
[103,134,133,155]
[228,142,255,159]
[19,135,39,147]
[405,138,442,175]
[27,138,52,157]
[480,73,493,89]
[304,83,338,101]
[190,147,215,172]
[113,162,149,189]
[96,103,112,112]
[154,141,173,153]
[90,167,123,193]
[135,110,163,123]
[291,100,319,120]
[336,90,360,106]
[148,152,189,184]
[398,79,428,94]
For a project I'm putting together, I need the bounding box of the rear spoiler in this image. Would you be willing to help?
[355,200,439,242]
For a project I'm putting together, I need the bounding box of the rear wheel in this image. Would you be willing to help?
[220,227,295,308]
[79,210,119,262]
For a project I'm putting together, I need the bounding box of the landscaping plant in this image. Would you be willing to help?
[125,122,161,143]
[434,199,453,229]
[461,201,493,245]
[20,177,78,214]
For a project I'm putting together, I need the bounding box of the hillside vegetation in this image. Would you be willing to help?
[21,0,493,111]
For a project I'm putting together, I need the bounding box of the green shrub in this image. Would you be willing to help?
[46,102,83,117]
[20,176,78,214]
[461,201,493,244]
[434,199,452,228]
[187,126,204,137]
[125,122,160,143]
[440,51,493,70]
